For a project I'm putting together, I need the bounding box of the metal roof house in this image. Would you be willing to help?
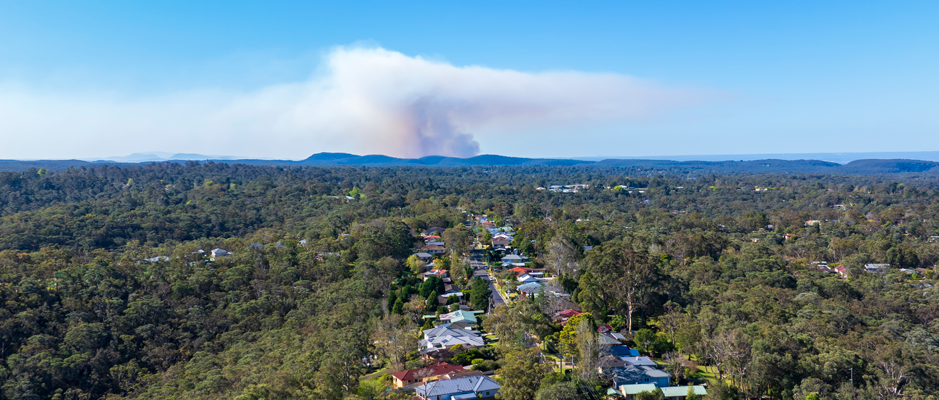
[419,326,484,354]
[516,282,543,295]
[517,274,538,284]
[865,263,890,274]
[619,383,658,399]
[612,365,671,388]
[211,248,231,258]
[438,310,479,329]
[621,356,658,367]
[661,385,708,399]
[414,375,501,400]
[604,345,639,357]
[619,384,707,400]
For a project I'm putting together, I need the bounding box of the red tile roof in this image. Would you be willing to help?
[556,309,582,319]
[391,362,464,382]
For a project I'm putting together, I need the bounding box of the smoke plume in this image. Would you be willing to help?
[0,47,706,159]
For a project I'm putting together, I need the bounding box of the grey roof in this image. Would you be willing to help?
[599,334,621,345]
[516,282,543,293]
[420,326,484,353]
[414,376,501,397]
[640,367,670,378]
[621,356,658,367]
[423,326,479,338]
[501,254,523,261]
[612,365,671,387]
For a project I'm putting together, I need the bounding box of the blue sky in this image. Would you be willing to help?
[0,1,937,159]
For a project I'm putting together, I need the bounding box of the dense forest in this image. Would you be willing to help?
[1,162,938,399]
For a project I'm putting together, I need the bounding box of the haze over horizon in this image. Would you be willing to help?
[1,1,938,159]
[62,150,939,166]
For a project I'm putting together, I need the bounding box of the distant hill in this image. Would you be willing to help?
[575,150,939,164]
[97,153,243,162]
[840,159,939,174]
[2,153,939,175]
[0,159,135,171]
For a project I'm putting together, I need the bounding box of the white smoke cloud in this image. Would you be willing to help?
[0,47,709,159]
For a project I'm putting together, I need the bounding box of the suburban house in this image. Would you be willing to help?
[211,248,231,258]
[814,265,834,274]
[414,375,501,400]
[516,282,543,296]
[865,263,890,274]
[419,326,485,355]
[548,184,589,193]
[422,244,446,254]
[390,362,465,388]
[438,310,479,330]
[501,254,527,267]
[612,365,671,388]
[491,237,511,249]
[507,267,532,277]
[600,355,630,371]
[422,227,446,237]
[517,274,538,284]
[621,356,658,368]
[598,334,621,345]
[604,345,640,357]
[424,269,448,281]
[619,384,658,400]
[619,384,707,400]
[415,252,434,262]
[834,265,848,278]
[554,309,582,325]
[661,386,708,399]
[438,290,464,301]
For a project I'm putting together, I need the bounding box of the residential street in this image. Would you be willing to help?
[469,252,506,308]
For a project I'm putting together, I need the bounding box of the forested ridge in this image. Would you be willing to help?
[1,163,939,399]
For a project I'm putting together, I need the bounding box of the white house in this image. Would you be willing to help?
[211,248,231,258]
